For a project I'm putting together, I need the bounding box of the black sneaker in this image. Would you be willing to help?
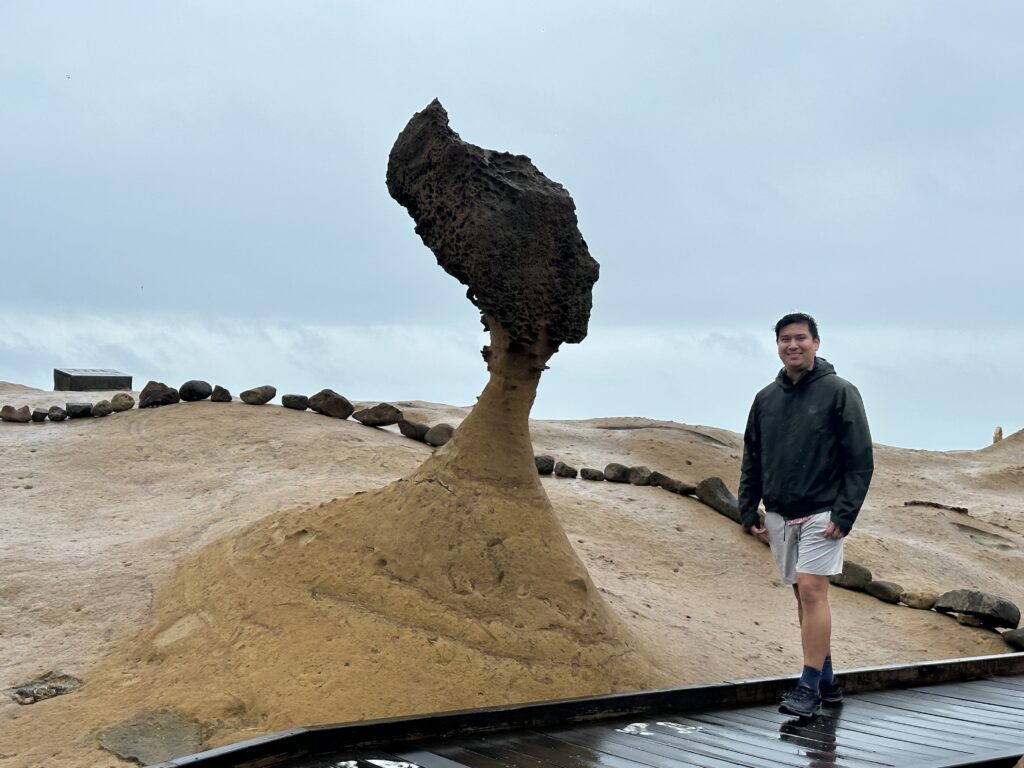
[779,684,822,718]
[820,680,844,705]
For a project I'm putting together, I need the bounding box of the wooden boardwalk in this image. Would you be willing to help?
[156,655,1024,768]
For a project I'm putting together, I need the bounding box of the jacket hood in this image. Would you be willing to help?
[775,356,836,391]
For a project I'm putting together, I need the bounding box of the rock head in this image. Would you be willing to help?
[387,99,599,348]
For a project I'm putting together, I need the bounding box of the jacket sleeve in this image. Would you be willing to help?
[738,398,763,531]
[831,384,874,534]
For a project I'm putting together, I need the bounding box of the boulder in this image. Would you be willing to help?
[240,385,276,405]
[281,394,309,410]
[628,466,652,486]
[66,403,93,419]
[957,614,985,627]
[695,477,741,523]
[865,580,903,604]
[139,381,180,408]
[648,471,673,489]
[92,400,114,417]
[179,380,213,402]
[424,423,455,447]
[604,463,630,483]
[210,385,232,402]
[830,561,873,591]
[658,477,685,494]
[48,406,67,422]
[1003,628,1024,651]
[900,590,939,610]
[111,393,135,411]
[675,480,698,496]
[352,403,403,427]
[31,408,48,422]
[0,405,31,423]
[554,461,578,479]
[534,455,555,475]
[398,419,430,442]
[309,389,354,419]
[934,589,1021,629]
[580,468,605,481]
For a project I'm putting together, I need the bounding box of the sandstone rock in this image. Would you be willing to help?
[1004,628,1024,650]
[98,709,201,766]
[92,400,113,417]
[3,671,81,705]
[139,381,180,408]
[398,419,430,442]
[830,561,873,591]
[675,480,697,496]
[934,589,1021,629]
[0,405,31,423]
[309,389,354,419]
[240,385,276,405]
[957,614,985,627]
[604,463,630,483]
[580,468,605,481]
[31,408,48,422]
[281,394,310,410]
[210,385,232,402]
[900,590,939,610]
[695,477,741,523]
[179,380,213,402]
[628,466,652,486]
[352,403,403,427]
[387,99,599,347]
[66,403,93,419]
[111,393,135,411]
[424,423,454,447]
[534,455,555,475]
[648,471,673,489]
[658,477,685,494]
[865,580,903,604]
[554,461,578,479]
[47,406,67,422]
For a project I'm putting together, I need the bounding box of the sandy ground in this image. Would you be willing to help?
[1,380,1022,766]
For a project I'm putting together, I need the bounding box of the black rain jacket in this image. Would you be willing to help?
[738,357,873,535]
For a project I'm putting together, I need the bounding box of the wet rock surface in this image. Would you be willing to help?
[4,671,81,705]
[97,709,202,766]
[387,99,599,347]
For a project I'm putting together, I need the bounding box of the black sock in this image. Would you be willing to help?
[798,665,822,691]
[821,656,837,688]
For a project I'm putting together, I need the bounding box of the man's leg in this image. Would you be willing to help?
[795,572,831,671]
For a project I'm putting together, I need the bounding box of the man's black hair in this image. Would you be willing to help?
[775,312,819,340]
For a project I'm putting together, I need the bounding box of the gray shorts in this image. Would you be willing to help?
[764,510,844,586]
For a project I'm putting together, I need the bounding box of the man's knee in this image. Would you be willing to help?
[795,573,830,606]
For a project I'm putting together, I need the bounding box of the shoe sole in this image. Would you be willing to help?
[778,701,822,718]
[821,695,843,705]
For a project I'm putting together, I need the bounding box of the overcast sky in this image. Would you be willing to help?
[2,2,1022,450]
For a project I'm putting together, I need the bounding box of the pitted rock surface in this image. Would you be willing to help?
[386,99,599,346]
[934,589,1021,629]
[580,468,605,481]
[604,463,630,483]
[554,461,578,479]
[111,392,135,411]
[534,455,555,475]
[140,381,180,409]
[309,389,354,419]
[210,385,232,402]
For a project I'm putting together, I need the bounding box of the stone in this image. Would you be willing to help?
[628,466,652,486]
[352,402,403,427]
[900,590,939,610]
[139,381,180,408]
[47,405,67,422]
[658,477,685,494]
[282,394,310,411]
[92,399,113,417]
[695,477,741,523]
[580,468,605,481]
[309,388,354,419]
[398,418,430,442]
[240,385,276,405]
[675,480,697,496]
[210,385,232,402]
[53,368,131,391]
[1,405,31,423]
[994,426,1003,443]
[31,408,48,422]
[554,461,578,478]
[604,463,630,483]
[865,580,904,603]
[179,380,213,402]
[387,99,599,347]
[1004,628,1024,650]
[97,709,202,766]
[111,392,135,411]
[3,671,81,705]
[66,402,93,419]
[934,589,1021,629]
[648,471,673,489]
[957,614,985,627]
[535,455,555,475]
[424,423,455,447]
[830,561,873,591]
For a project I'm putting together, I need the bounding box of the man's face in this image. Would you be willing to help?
[776,322,820,375]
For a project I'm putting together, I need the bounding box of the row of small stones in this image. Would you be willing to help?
[6,380,1022,651]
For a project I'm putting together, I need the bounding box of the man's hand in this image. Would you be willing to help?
[748,523,770,545]
[823,521,846,539]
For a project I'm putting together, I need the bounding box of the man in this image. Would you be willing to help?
[739,312,873,718]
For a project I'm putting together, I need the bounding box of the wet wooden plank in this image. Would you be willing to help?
[833,700,1022,751]
[545,725,763,767]
[391,748,481,768]
[854,691,1024,734]
[906,681,1024,708]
